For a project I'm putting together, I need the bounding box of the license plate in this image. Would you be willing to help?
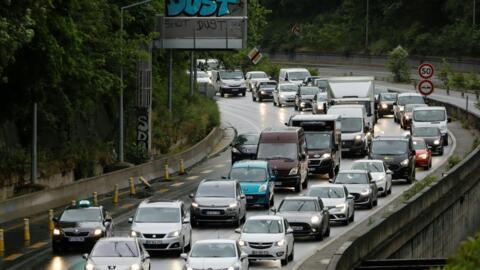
[274,182,282,186]
[342,148,350,152]
[231,88,238,91]
[308,168,316,171]
[206,211,221,215]
[145,240,163,245]
[291,226,303,231]
[252,250,269,255]
[246,196,254,200]
[69,237,84,242]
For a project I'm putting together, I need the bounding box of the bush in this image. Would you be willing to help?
[387,46,411,82]
[444,232,480,270]
[438,58,452,88]
[402,175,436,201]
[308,67,319,76]
[447,155,462,170]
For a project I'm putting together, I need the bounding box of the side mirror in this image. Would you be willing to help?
[270,207,277,214]
[284,122,289,126]
[300,153,306,160]
[393,102,397,106]
[82,253,89,260]
[128,217,133,224]
[235,228,241,234]
[328,179,334,183]
[221,176,228,179]
[240,194,246,199]
[347,194,354,200]
[52,217,59,223]
[447,117,452,123]
[411,150,416,156]
[180,253,188,261]
[144,254,150,260]
[386,170,393,175]
[286,228,294,234]
[183,217,190,224]
[189,193,194,199]
[105,217,112,223]
[240,252,248,260]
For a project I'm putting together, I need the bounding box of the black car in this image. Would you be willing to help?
[369,136,416,184]
[252,80,278,102]
[377,92,397,118]
[52,200,113,253]
[374,87,390,116]
[412,126,444,155]
[294,86,321,111]
[231,134,259,164]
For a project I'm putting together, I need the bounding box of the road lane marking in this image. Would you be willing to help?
[214,164,226,168]
[170,182,184,187]
[186,175,199,180]
[121,203,134,209]
[4,253,23,261]
[201,169,213,174]
[158,188,169,193]
[29,242,47,249]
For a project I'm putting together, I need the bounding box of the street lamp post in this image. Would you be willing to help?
[474,0,477,27]
[365,0,369,49]
[119,0,152,163]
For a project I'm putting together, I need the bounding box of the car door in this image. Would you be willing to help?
[284,218,294,252]
[344,186,354,218]
[180,204,191,244]
[237,183,247,216]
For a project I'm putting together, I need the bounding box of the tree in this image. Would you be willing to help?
[444,232,480,270]
[387,46,410,82]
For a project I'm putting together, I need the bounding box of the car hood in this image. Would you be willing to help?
[412,122,444,128]
[370,172,386,181]
[342,132,362,140]
[132,222,181,234]
[307,149,330,158]
[187,257,237,269]
[197,78,210,83]
[268,159,299,171]
[240,181,266,194]
[380,101,395,105]
[279,92,296,97]
[301,94,315,100]
[88,257,141,268]
[277,212,316,223]
[195,197,236,207]
[320,198,345,208]
[222,79,244,85]
[289,80,304,85]
[370,153,407,165]
[241,233,284,243]
[337,184,369,193]
[236,145,257,154]
[58,221,102,229]
[413,136,440,144]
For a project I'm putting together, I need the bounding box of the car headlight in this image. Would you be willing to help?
[300,102,306,107]
[53,228,61,236]
[238,240,245,246]
[130,264,140,270]
[167,230,180,238]
[405,115,410,120]
[289,167,298,175]
[258,184,267,192]
[191,202,199,208]
[187,267,193,270]
[434,139,440,145]
[419,153,428,159]
[85,263,95,270]
[355,135,363,141]
[321,153,331,159]
[401,159,409,167]
[399,106,404,112]
[229,202,238,208]
[381,103,388,109]
[275,239,285,247]
[336,203,346,211]
[94,229,103,236]
[311,216,321,224]
[261,90,266,94]
[279,94,285,98]
[232,147,240,154]
[131,230,139,237]
[360,188,371,195]
[227,267,235,270]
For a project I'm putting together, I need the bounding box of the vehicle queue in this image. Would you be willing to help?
[52,66,451,270]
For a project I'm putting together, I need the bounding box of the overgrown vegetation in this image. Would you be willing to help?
[447,155,463,170]
[387,46,410,82]
[444,232,480,270]
[402,175,436,202]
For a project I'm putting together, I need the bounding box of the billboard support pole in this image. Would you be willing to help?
[168,49,173,113]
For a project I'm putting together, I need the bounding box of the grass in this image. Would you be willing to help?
[402,175,437,202]
[447,155,463,170]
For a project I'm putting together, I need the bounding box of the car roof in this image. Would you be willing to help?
[200,179,236,186]
[353,159,383,164]
[413,106,446,111]
[283,196,318,201]
[398,93,423,97]
[139,199,182,208]
[237,133,259,137]
[329,104,365,109]
[194,239,237,244]
[262,126,302,133]
[232,160,269,168]
[248,215,283,221]
[258,80,277,84]
[290,114,341,121]
[247,71,267,74]
[338,169,369,174]
[309,183,346,189]
[373,136,409,141]
[97,237,136,242]
[278,82,299,86]
[281,68,309,72]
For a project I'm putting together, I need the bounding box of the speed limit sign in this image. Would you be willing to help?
[418,63,434,79]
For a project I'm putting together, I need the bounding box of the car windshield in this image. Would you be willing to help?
[257,143,298,160]
[341,118,363,133]
[316,94,327,101]
[305,133,331,150]
[251,72,268,79]
[279,200,317,212]
[413,139,427,150]
[288,71,310,81]
[91,241,139,257]
[405,104,426,112]
[300,87,320,95]
[413,127,440,137]
[414,110,446,122]
[279,85,298,92]
[380,93,397,101]
[229,167,267,182]
[315,80,328,90]
[371,140,408,155]
[259,82,277,88]
[235,134,259,146]
[335,173,368,184]
[60,209,102,222]
[308,187,345,199]
[196,183,235,198]
[134,207,180,223]
[398,96,425,105]
[220,71,243,80]
[243,219,283,234]
[190,243,237,258]
[351,162,384,172]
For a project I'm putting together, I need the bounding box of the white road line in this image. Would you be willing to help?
[200,169,213,174]
[186,175,199,180]
[170,182,184,187]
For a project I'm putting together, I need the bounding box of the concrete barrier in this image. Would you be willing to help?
[0,127,223,223]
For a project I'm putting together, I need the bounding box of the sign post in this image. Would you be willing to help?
[417,63,435,96]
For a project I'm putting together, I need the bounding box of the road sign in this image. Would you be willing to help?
[248,47,263,65]
[418,80,434,96]
[418,63,434,79]
[291,24,301,36]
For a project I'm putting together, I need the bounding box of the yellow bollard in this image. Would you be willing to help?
[113,184,119,204]
[48,209,54,233]
[93,192,98,206]
[0,229,4,252]
[71,200,76,207]
[164,163,170,181]
[24,218,30,242]
[129,177,136,196]
[179,159,186,175]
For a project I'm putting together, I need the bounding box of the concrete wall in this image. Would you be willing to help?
[325,98,480,269]
[0,127,222,224]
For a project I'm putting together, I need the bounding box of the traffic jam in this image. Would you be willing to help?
[53,65,450,270]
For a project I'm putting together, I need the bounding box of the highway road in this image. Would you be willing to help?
[28,91,453,270]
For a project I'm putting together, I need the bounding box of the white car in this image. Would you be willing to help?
[351,160,392,196]
[245,71,269,91]
[83,237,150,270]
[307,184,355,225]
[412,106,451,146]
[273,83,298,107]
[182,239,249,270]
[236,215,294,266]
[129,199,192,255]
[196,71,211,84]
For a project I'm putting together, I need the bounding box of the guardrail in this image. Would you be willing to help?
[0,127,223,224]
[325,95,480,269]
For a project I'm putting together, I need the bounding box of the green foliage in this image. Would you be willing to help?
[447,155,463,170]
[445,232,480,270]
[307,67,319,76]
[387,46,411,82]
[465,73,480,91]
[438,58,452,88]
[125,143,151,165]
[449,73,467,91]
[402,175,436,202]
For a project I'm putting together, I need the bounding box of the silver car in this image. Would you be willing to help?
[245,71,269,91]
[129,199,192,255]
[275,196,330,240]
[181,239,249,270]
[351,160,393,197]
[83,237,150,270]
[273,83,298,107]
[307,184,355,225]
[332,170,378,209]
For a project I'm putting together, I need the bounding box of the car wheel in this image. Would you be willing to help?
[328,166,335,179]
[373,198,378,206]
[349,210,355,222]
[221,91,225,98]
[288,245,294,261]
[273,99,277,106]
[52,243,62,254]
[324,224,331,237]
[258,96,262,102]
[440,147,444,156]
[428,160,432,170]
[368,199,373,209]
[315,231,323,241]
[269,195,274,207]
[294,104,298,111]
[281,252,289,266]
[295,180,302,192]
[343,217,349,226]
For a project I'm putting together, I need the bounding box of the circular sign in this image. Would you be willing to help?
[291,24,301,36]
[418,63,434,79]
[418,80,434,96]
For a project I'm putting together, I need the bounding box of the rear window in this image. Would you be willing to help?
[196,182,235,198]
[398,95,425,105]
[413,110,446,122]
[335,173,369,184]
[235,135,259,145]
[413,139,427,150]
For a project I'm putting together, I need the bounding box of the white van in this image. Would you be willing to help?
[412,106,451,146]
[278,68,311,85]
[327,105,370,156]
[211,70,247,97]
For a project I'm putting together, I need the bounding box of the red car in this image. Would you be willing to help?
[413,138,432,170]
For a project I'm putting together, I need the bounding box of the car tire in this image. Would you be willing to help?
[269,195,274,207]
[221,91,225,98]
[273,99,277,106]
[373,198,378,206]
[325,224,331,237]
[252,94,256,101]
[368,199,374,209]
[295,180,302,192]
[428,160,432,170]
[440,147,444,156]
[288,245,294,261]
[258,96,262,102]
[349,211,355,222]
[315,231,323,241]
[52,243,62,254]
[294,104,298,111]
[328,166,335,179]
[242,91,246,97]
[281,255,289,266]
[343,217,349,226]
